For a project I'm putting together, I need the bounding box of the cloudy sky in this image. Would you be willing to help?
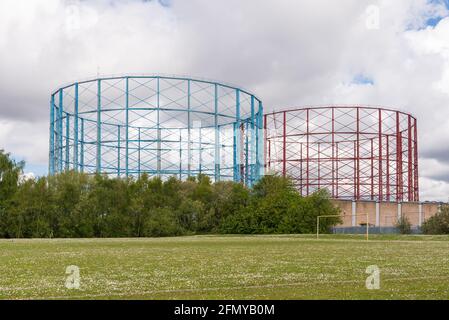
[0,0,449,200]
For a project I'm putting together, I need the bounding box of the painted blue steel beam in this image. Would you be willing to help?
[96,79,102,173]
[74,83,79,172]
[117,125,121,177]
[187,79,192,178]
[257,102,264,179]
[58,90,64,172]
[234,89,241,182]
[125,77,130,177]
[65,115,70,170]
[249,96,256,186]
[214,84,220,182]
[80,118,84,173]
[179,130,183,180]
[138,127,141,177]
[157,77,162,177]
[49,95,55,175]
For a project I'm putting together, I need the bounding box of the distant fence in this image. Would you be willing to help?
[332,226,422,235]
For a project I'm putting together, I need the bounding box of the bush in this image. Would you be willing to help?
[221,176,341,235]
[422,207,449,235]
[143,208,183,237]
[395,216,412,235]
[0,148,345,238]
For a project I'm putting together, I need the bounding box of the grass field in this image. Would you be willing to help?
[1,235,449,300]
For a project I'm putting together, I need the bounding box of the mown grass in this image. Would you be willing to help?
[1,235,448,300]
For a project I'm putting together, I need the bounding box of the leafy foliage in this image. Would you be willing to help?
[0,152,342,238]
[395,216,412,235]
[422,206,449,235]
[220,175,341,234]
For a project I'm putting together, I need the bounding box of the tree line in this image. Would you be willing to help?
[0,150,341,238]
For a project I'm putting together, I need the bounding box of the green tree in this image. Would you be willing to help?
[221,175,341,235]
[0,151,25,237]
[0,150,24,204]
[422,206,449,235]
[143,207,183,237]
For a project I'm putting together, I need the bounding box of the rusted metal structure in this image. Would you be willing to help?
[264,106,419,202]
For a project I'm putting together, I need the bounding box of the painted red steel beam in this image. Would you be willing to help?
[378,108,383,201]
[408,115,413,201]
[283,111,287,177]
[414,118,419,201]
[386,135,390,201]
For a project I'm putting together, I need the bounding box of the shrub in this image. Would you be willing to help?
[422,206,449,235]
[0,148,345,238]
[395,216,412,235]
[220,176,341,235]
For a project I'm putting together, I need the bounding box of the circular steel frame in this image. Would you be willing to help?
[49,75,264,185]
[264,106,419,201]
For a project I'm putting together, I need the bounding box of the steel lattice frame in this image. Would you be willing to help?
[49,75,264,185]
[265,106,419,201]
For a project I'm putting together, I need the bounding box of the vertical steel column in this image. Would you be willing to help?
[396,111,403,202]
[306,109,310,195]
[125,77,129,178]
[240,123,245,182]
[58,90,64,172]
[258,102,264,179]
[331,107,335,198]
[74,83,79,171]
[157,77,162,177]
[353,140,357,199]
[179,130,183,180]
[245,122,249,185]
[199,126,203,175]
[250,95,256,186]
[49,95,55,175]
[317,143,321,190]
[407,115,413,201]
[386,136,390,200]
[371,139,374,200]
[214,84,220,182]
[264,114,268,171]
[378,109,383,201]
[96,79,102,173]
[356,107,360,200]
[138,128,141,177]
[300,143,303,195]
[187,80,192,178]
[413,119,419,201]
[80,118,84,173]
[336,142,339,198]
[117,125,121,177]
[234,89,241,182]
[282,111,287,177]
[65,115,70,170]
[125,77,130,177]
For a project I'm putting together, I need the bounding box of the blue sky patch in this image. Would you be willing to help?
[351,74,374,85]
